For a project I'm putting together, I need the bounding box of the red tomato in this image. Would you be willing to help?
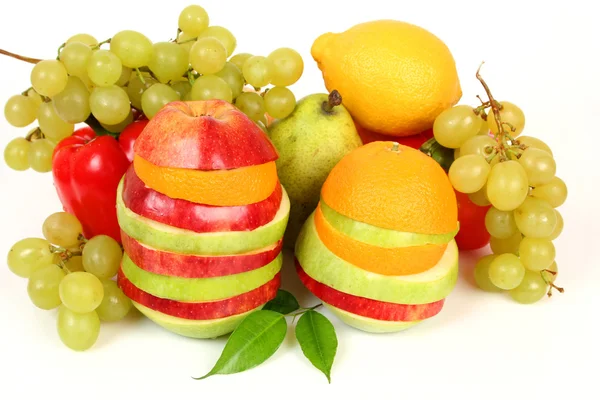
[118,119,149,162]
[454,190,491,251]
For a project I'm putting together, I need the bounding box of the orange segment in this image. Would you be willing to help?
[133,155,278,206]
[314,204,447,276]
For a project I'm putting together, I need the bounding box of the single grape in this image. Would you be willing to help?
[59,42,92,78]
[215,62,244,99]
[519,237,555,272]
[198,26,236,56]
[65,256,85,273]
[235,92,265,121]
[66,33,97,46]
[4,138,31,171]
[468,186,491,206]
[110,30,153,68]
[170,80,192,99]
[178,4,209,36]
[89,85,130,125]
[448,154,490,193]
[459,135,497,158]
[530,176,568,208]
[478,116,490,135]
[485,207,517,239]
[264,86,296,119]
[57,306,100,351]
[453,148,461,160]
[242,56,273,88]
[82,235,123,279]
[116,67,133,87]
[4,94,37,127]
[548,210,563,240]
[490,231,522,256]
[189,37,227,75]
[190,75,232,103]
[141,83,180,119]
[30,60,69,97]
[96,280,132,322]
[7,238,54,278]
[433,105,483,148]
[100,110,134,134]
[514,196,557,238]
[79,74,96,91]
[27,264,66,310]
[473,254,502,292]
[127,72,157,110]
[37,101,74,142]
[177,31,196,55]
[29,139,55,173]
[26,88,43,108]
[509,270,548,304]
[87,50,123,87]
[229,53,253,72]
[541,261,558,284]
[267,48,304,86]
[148,42,189,84]
[486,160,529,211]
[488,253,525,290]
[488,101,525,136]
[42,212,83,248]
[518,147,556,186]
[59,271,104,313]
[52,76,91,124]
[517,136,553,156]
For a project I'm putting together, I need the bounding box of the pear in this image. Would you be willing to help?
[268,90,362,249]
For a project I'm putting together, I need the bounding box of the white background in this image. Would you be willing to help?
[1,1,598,399]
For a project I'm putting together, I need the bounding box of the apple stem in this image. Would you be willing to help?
[322,90,342,113]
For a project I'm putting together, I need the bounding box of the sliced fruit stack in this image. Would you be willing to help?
[116,100,289,339]
[295,141,460,333]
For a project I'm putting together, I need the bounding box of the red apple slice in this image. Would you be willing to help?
[117,269,280,320]
[122,165,283,233]
[121,230,283,278]
[295,259,444,322]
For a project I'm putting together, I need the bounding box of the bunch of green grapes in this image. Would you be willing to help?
[3,4,305,173]
[433,67,566,304]
[6,211,131,351]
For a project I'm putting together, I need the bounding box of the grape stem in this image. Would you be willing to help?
[177,36,198,44]
[322,90,342,113]
[56,43,66,60]
[25,127,44,141]
[0,48,42,64]
[91,38,111,50]
[135,68,146,84]
[541,269,564,297]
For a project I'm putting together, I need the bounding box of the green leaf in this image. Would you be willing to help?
[261,289,300,314]
[295,310,338,383]
[194,310,287,380]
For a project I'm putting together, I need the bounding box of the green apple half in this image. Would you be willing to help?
[116,178,290,255]
[121,252,282,302]
[323,303,422,333]
[295,212,458,305]
[319,200,458,248]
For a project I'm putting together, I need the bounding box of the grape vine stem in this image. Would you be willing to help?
[0,48,41,64]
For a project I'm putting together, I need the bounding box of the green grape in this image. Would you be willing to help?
[514,196,557,238]
[485,207,517,239]
[488,101,525,136]
[178,4,209,36]
[37,102,74,142]
[548,210,563,240]
[96,280,132,322]
[486,160,529,211]
[141,83,180,118]
[27,264,66,310]
[459,135,496,158]
[170,80,192,99]
[148,42,189,84]
[66,33,97,46]
[65,256,85,273]
[229,53,253,71]
[87,50,123,87]
[116,67,133,87]
[509,270,547,304]
[267,48,304,86]
[541,261,558,284]
[30,60,68,97]
[29,139,55,173]
[89,85,130,125]
[100,110,133,133]
[468,185,490,206]
[126,72,157,110]
[433,105,483,148]
[59,271,104,313]
[453,148,461,160]
[518,147,556,186]
[448,154,490,193]
[473,254,502,292]
[4,94,38,127]
[52,76,91,123]
[79,73,96,91]
[242,56,273,88]
[530,176,567,208]
[264,86,296,119]
[190,75,232,103]
[215,62,244,99]
[110,30,153,68]
[235,92,265,121]
[189,37,227,75]
[519,237,555,271]
[517,136,553,156]
[4,138,31,171]
[198,26,236,56]
[26,88,43,108]
[82,235,123,279]
[478,116,490,135]
[59,41,92,78]
[56,306,100,351]
[488,253,525,290]
[177,31,197,55]
[490,231,522,256]
[7,238,55,278]
[42,212,83,248]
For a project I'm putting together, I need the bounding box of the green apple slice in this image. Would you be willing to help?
[319,200,458,248]
[323,303,422,333]
[295,213,458,304]
[121,252,282,302]
[133,301,262,339]
[116,178,290,255]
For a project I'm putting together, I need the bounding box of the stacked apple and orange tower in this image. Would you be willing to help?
[116,100,289,339]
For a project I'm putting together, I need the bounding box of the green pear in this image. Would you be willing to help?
[268,90,362,249]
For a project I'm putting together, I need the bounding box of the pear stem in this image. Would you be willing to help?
[321,90,342,113]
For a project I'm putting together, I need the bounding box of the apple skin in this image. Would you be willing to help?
[295,260,444,321]
[121,230,283,278]
[122,165,283,233]
[323,303,422,333]
[133,100,279,171]
[117,268,280,320]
